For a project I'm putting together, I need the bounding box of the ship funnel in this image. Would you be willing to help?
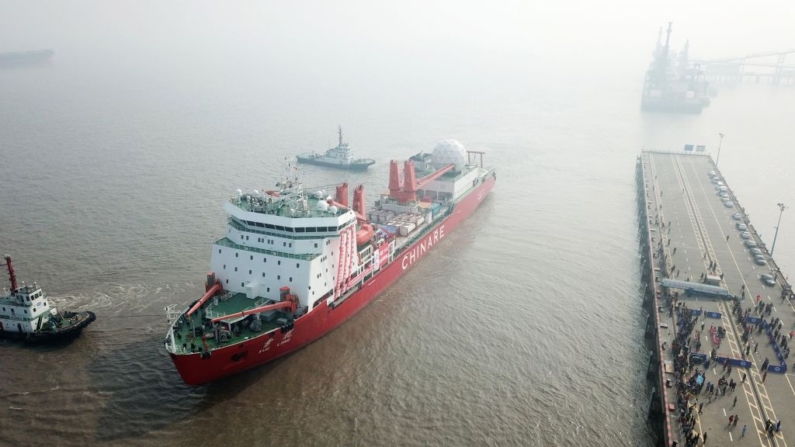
[388,160,401,194]
[403,160,417,194]
[335,182,349,207]
[353,184,365,218]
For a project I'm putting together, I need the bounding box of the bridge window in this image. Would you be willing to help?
[234,267,238,272]
[226,279,228,284]
[289,277,292,282]
[223,264,226,269]
[235,253,239,258]
[263,257,267,263]
[278,261,281,265]
[250,255,253,260]
[262,272,266,277]
[296,263,300,268]
[277,275,280,280]
[249,270,252,274]
[241,282,245,287]
[219,249,222,254]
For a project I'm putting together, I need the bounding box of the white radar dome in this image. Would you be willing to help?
[328,205,338,214]
[316,201,329,212]
[236,189,243,197]
[432,139,468,171]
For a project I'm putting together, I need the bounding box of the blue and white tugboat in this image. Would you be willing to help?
[0,256,95,342]
[296,126,376,171]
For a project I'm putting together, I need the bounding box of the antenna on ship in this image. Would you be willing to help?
[338,125,343,146]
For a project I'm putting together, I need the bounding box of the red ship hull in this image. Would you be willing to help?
[170,174,496,385]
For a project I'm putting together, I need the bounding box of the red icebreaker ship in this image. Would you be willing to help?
[164,140,496,385]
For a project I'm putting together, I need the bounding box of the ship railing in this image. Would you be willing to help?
[227,218,340,242]
[0,315,37,323]
[215,238,320,261]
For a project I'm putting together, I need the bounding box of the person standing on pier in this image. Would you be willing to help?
[727,235,730,241]
[742,425,747,437]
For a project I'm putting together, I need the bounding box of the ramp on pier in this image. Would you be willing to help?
[661,279,733,299]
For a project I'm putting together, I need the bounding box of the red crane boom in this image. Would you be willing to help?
[186,283,222,317]
[210,299,297,323]
[389,161,455,203]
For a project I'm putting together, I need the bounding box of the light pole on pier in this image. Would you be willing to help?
[771,202,788,256]
[715,133,725,167]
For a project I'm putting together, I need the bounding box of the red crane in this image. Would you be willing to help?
[388,160,454,203]
[210,299,297,324]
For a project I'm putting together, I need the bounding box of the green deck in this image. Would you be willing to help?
[171,292,290,353]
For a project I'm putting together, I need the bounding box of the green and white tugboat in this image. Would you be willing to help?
[0,256,95,342]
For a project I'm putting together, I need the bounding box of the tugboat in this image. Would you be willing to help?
[0,256,95,342]
[296,126,376,171]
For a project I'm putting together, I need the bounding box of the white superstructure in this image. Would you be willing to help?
[0,282,57,333]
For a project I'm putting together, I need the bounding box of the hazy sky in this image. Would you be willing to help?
[2,0,793,75]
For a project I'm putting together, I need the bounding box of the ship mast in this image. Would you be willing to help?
[2,255,18,291]
[338,125,343,146]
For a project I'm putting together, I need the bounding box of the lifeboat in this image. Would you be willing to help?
[356,222,374,245]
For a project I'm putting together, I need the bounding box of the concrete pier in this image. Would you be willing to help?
[637,151,795,447]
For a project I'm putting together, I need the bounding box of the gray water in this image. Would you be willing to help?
[2,26,795,447]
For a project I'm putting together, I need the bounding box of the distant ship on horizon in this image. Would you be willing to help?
[0,49,54,67]
[641,24,710,114]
